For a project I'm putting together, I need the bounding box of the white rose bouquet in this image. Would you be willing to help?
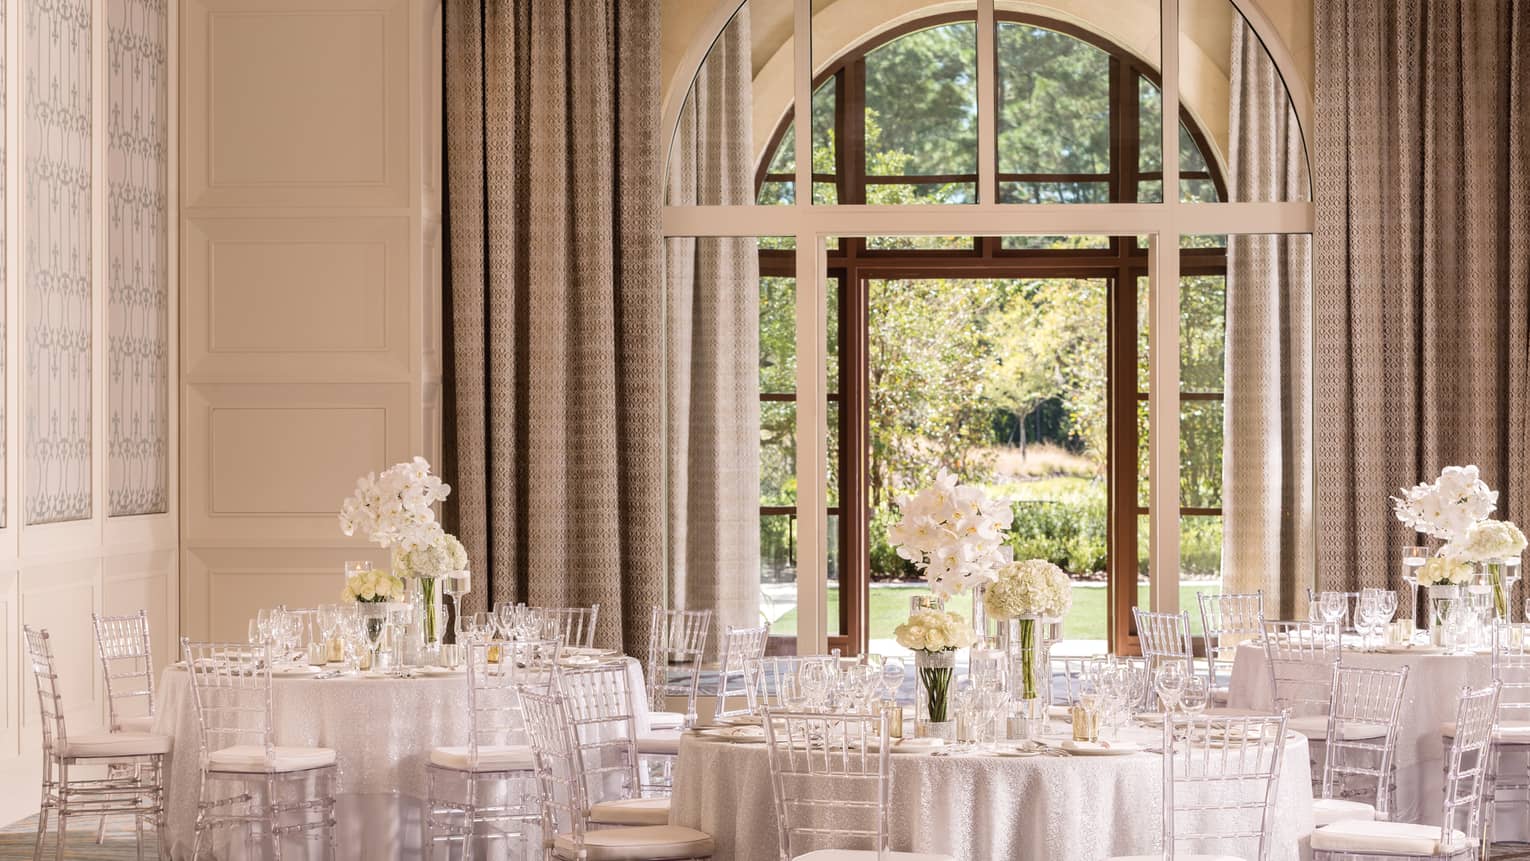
[342,568,406,603]
[894,607,974,725]
[1416,556,1472,587]
[888,469,1014,599]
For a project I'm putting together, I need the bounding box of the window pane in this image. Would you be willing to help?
[1180,274,1225,392]
[761,401,797,506]
[760,276,796,392]
[1182,514,1224,585]
[826,276,840,386]
[1001,235,1110,251]
[865,234,974,251]
[826,513,841,637]
[1136,275,1150,392]
[1180,400,1223,509]
[1137,399,1150,509]
[864,23,977,178]
[996,23,1110,177]
[761,513,797,633]
[1137,78,1223,204]
[999,181,1109,204]
[866,182,977,205]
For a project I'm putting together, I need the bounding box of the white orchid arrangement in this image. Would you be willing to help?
[342,568,406,603]
[1391,465,1498,545]
[888,469,1014,599]
[893,608,978,653]
[339,457,452,552]
[986,559,1073,620]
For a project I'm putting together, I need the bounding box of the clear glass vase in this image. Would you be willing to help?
[1482,560,1521,622]
[914,649,956,740]
[412,574,445,665]
[1427,584,1461,647]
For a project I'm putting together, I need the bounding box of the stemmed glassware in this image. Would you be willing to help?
[1153,663,1187,714]
[1402,546,1429,640]
[1319,591,1349,632]
[798,660,831,710]
[442,571,470,642]
[1179,676,1208,716]
[879,657,906,704]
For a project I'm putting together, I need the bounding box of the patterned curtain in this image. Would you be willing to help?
[1313,0,1530,594]
[1222,21,1314,620]
[663,12,762,656]
[441,0,665,657]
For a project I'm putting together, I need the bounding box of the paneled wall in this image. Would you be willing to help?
[0,0,177,826]
[178,0,442,640]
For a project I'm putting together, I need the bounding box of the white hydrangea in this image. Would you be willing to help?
[342,568,406,603]
[986,559,1073,620]
[339,457,452,551]
[1449,519,1528,564]
[393,533,469,579]
[893,608,977,653]
[888,469,1014,599]
[1392,465,1498,543]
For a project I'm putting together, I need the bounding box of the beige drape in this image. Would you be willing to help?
[441,0,665,656]
[1222,21,1314,620]
[664,12,762,654]
[1313,0,1530,594]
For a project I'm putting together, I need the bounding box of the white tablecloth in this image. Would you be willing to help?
[1227,642,1501,833]
[155,658,648,860]
[670,724,1314,860]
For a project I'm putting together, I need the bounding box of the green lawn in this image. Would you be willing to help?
[770,581,1219,641]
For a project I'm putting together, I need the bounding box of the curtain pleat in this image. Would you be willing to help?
[1314,0,1530,595]
[442,0,665,657]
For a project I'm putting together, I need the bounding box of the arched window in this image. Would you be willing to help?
[664,0,1315,657]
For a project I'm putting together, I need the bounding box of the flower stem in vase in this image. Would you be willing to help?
[921,663,952,722]
[1016,617,1040,701]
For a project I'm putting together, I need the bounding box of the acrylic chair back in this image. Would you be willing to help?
[181,639,276,771]
[92,610,157,731]
[762,708,892,861]
[715,624,771,719]
[1437,683,1501,853]
[645,606,711,713]
[1492,623,1530,727]
[1133,608,1195,699]
[558,662,643,808]
[1161,713,1289,861]
[542,604,600,649]
[1261,620,1341,720]
[1320,665,1409,817]
[465,638,559,771]
[1198,592,1265,683]
[23,627,69,756]
[519,688,590,847]
[1054,657,1094,707]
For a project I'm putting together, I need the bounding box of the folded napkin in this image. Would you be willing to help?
[648,712,685,730]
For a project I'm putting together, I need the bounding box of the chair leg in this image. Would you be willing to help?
[267,773,283,861]
[53,811,67,861]
[32,803,49,861]
[464,773,479,861]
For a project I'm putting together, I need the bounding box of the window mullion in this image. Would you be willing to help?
[1149,0,1183,619]
[976,0,996,203]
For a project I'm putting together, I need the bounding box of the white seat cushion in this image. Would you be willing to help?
[1105,855,1247,861]
[1441,719,1530,742]
[207,745,337,774]
[552,825,714,860]
[62,731,172,759]
[1311,820,1468,855]
[590,797,671,826]
[428,744,534,772]
[117,714,157,733]
[647,711,685,731]
[796,852,954,861]
[1286,715,1386,740]
[637,730,683,756]
[1312,797,1376,827]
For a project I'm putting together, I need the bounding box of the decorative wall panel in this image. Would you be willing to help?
[107,0,170,516]
[24,0,93,525]
[0,0,7,530]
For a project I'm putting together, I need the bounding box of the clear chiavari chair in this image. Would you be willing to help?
[1314,683,1500,859]
[714,624,771,721]
[182,639,337,859]
[541,604,601,649]
[1261,620,1343,739]
[761,707,955,861]
[561,662,672,823]
[1459,623,1530,854]
[1198,591,1266,703]
[1133,608,1196,706]
[1314,665,1410,826]
[1053,657,1094,708]
[645,607,712,729]
[25,626,171,861]
[91,610,161,846]
[426,638,559,859]
[1106,713,1289,861]
[519,688,715,860]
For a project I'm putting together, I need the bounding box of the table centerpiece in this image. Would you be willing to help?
[1393,465,1526,626]
[894,606,977,740]
[986,558,1072,735]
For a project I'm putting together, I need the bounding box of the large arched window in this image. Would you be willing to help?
[663,0,1315,657]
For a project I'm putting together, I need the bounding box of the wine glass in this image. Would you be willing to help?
[1355,590,1381,650]
[1374,591,1398,646]
[1180,676,1208,715]
[880,657,906,704]
[1154,663,1187,713]
[363,610,388,668]
[256,608,275,646]
[798,660,831,711]
[1319,591,1349,630]
[442,570,470,638]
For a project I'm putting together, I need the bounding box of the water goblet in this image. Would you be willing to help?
[880,657,906,703]
[1154,663,1187,714]
[1319,591,1349,630]
[798,660,831,711]
[1180,676,1209,716]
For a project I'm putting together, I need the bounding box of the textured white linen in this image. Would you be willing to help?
[155,658,648,860]
[1227,642,1505,834]
[670,725,1314,860]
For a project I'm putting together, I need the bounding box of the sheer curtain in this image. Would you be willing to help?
[1313,0,1530,594]
[1222,21,1314,619]
[441,0,665,656]
[664,11,762,654]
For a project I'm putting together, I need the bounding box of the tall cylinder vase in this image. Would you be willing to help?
[970,583,989,645]
[413,574,445,664]
[914,649,956,740]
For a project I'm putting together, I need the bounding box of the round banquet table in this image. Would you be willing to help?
[669,723,1314,860]
[1226,641,1509,835]
[154,657,648,861]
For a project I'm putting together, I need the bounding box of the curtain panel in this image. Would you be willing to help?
[441,0,665,656]
[1314,0,1530,593]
